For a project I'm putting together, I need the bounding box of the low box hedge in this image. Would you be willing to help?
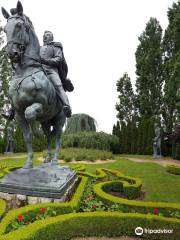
[102,180,141,199]
[94,181,180,218]
[77,168,107,179]
[0,212,179,240]
[102,168,142,199]
[166,165,180,175]
[0,199,6,219]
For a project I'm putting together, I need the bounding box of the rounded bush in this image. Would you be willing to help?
[62,131,120,153]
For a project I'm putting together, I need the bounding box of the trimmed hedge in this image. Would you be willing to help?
[58,148,114,162]
[0,199,6,219]
[0,176,88,235]
[0,166,23,179]
[166,165,180,175]
[77,168,107,179]
[94,181,180,218]
[0,212,179,240]
[102,168,142,199]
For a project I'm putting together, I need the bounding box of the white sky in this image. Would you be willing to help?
[0,0,176,133]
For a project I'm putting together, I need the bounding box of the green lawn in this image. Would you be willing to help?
[0,153,180,203]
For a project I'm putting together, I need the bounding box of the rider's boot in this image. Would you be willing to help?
[56,85,72,118]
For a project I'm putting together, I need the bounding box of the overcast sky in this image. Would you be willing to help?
[0,0,176,133]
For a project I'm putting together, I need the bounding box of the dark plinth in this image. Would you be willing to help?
[0,163,77,198]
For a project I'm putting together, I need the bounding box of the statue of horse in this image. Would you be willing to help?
[1,1,66,169]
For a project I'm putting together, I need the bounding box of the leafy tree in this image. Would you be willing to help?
[0,20,13,130]
[115,72,136,122]
[112,121,120,137]
[162,2,180,132]
[135,17,163,119]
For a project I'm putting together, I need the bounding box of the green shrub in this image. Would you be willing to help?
[166,165,180,175]
[62,131,120,153]
[59,148,113,161]
[0,212,179,240]
[0,199,6,219]
[94,180,180,218]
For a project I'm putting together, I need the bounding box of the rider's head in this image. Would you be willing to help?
[43,30,54,45]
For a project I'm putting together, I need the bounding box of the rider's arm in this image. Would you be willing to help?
[41,47,63,66]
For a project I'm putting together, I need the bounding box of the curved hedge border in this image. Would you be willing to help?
[0,166,19,179]
[77,167,107,179]
[0,176,88,235]
[0,212,179,240]
[94,181,180,217]
[166,165,180,175]
[102,168,142,199]
[0,199,6,219]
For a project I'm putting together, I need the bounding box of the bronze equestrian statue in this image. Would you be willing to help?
[1,1,73,168]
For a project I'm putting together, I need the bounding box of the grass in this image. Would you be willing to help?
[0,151,180,203]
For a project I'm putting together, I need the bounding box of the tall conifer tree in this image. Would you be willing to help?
[135,18,163,119]
[162,2,180,132]
[115,72,136,122]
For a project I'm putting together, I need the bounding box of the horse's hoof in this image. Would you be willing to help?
[44,156,51,163]
[23,162,33,169]
[51,160,58,166]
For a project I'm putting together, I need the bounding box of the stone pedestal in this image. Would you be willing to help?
[0,177,78,210]
[0,163,77,198]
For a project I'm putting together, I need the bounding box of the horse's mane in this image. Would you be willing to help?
[24,14,34,30]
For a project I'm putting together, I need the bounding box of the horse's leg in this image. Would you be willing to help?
[41,122,52,163]
[51,125,61,165]
[51,111,66,165]
[16,112,33,168]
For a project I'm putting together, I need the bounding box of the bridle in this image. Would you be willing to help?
[5,15,37,66]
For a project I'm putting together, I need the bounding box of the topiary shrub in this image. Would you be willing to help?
[166,165,180,175]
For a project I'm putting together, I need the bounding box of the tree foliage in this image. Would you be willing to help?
[115,73,136,122]
[0,20,13,130]
[65,114,97,134]
[135,18,163,119]
[162,2,180,132]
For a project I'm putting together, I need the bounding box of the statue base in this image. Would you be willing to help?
[0,163,77,198]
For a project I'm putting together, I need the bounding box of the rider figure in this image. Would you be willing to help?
[40,30,72,118]
[2,29,73,120]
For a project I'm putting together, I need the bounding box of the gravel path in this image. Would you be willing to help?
[126,157,180,166]
[0,155,26,160]
[0,154,179,167]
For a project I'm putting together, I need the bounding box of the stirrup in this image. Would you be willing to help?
[63,105,71,118]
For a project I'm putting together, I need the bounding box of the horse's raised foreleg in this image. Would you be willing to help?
[51,111,66,166]
[16,112,33,168]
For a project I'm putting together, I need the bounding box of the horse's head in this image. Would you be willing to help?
[1,1,32,63]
